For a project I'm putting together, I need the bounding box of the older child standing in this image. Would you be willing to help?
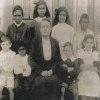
[6,5,30,52]
[77,34,99,65]
[33,0,51,23]
[52,7,75,60]
[30,0,51,40]
[77,34,100,100]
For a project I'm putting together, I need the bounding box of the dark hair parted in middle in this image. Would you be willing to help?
[33,0,51,18]
[82,34,96,51]
[53,7,71,26]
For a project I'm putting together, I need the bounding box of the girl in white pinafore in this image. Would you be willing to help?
[77,34,100,100]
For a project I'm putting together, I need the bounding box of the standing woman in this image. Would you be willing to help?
[29,18,61,100]
[29,0,51,41]
[52,7,76,60]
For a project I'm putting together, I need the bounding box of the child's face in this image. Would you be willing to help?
[59,11,67,23]
[13,10,23,24]
[40,20,51,37]
[37,4,46,17]
[84,38,94,51]
[1,41,11,51]
[80,18,89,31]
[18,46,26,56]
[63,45,72,57]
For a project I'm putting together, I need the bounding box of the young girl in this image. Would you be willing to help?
[30,0,51,42]
[77,34,99,65]
[51,7,75,60]
[77,34,100,100]
[33,0,51,23]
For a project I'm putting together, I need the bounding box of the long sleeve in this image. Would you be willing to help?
[52,40,61,75]
[29,38,42,75]
[23,27,30,45]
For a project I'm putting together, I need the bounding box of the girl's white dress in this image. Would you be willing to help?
[52,23,75,60]
[77,49,100,97]
[77,49,99,65]
[78,71,100,97]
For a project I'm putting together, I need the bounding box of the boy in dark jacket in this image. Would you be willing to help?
[6,5,30,53]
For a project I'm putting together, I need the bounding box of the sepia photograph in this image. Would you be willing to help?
[0,0,100,100]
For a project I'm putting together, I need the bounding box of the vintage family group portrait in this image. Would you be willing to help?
[0,0,100,100]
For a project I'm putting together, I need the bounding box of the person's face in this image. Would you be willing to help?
[83,38,94,51]
[37,4,46,17]
[80,18,89,31]
[18,46,26,57]
[59,11,67,23]
[1,41,11,52]
[64,45,72,57]
[40,20,51,37]
[13,10,23,24]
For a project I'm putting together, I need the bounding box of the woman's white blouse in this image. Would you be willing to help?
[42,37,52,60]
[52,23,75,60]
[52,23,75,45]
[77,49,100,97]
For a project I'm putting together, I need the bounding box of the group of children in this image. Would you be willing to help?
[0,0,100,100]
[0,37,31,100]
[60,34,100,100]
